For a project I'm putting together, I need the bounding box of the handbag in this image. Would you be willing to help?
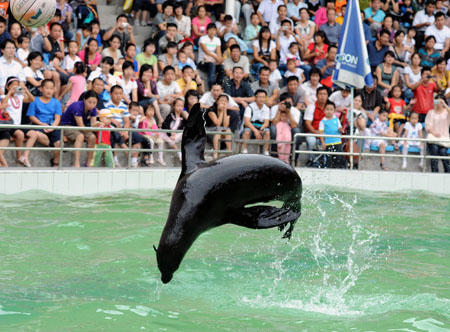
[123,0,134,13]
[426,133,450,148]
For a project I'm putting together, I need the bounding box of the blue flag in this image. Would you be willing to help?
[333,0,373,89]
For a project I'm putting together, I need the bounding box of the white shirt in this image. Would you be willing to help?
[269,69,282,85]
[279,34,297,65]
[62,54,82,71]
[16,48,29,64]
[403,66,421,87]
[425,24,450,50]
[244,102,270,123]
[117,76,137,99]
[87,68,118,86]
[301,81,322,105]
[270,105,301,125]
[0,56,25,92]
[258,0,284,23]
[303,103,316,121]
[412,10,435,32]
[1,94,24,125]
[198,35,221,63]
[269,17,293,36]
[24,66,44,81]
[329,91,351,109]
[156,80,181,99]
[404,122,423,139]
[199,91,239,108]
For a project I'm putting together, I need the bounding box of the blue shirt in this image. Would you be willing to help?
[27,97,62,125]
[319,117,341,145]
[367,40,389,68]
[364,8,385,23]
[60,101,97,126]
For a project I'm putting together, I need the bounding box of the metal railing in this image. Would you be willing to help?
[0,124,234,169]
[293,133,450,172]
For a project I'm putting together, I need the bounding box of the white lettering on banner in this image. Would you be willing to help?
[337,53,358,68]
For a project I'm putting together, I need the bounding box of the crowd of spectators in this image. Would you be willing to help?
[0,0,449,172]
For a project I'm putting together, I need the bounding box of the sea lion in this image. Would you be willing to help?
[155,104,302,283]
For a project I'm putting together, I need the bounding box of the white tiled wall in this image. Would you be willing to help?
[0,168,448,196]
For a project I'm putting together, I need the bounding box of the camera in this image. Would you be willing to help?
[283,101,291,109]
[427,74,433,79]
[122,22,129,28]
[15,87,23,94]
[282,26,288,30]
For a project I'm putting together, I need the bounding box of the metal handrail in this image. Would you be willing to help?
[293,133,450,171]
[0,124,234,169]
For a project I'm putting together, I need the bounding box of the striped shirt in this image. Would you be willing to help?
[104,100,130,127]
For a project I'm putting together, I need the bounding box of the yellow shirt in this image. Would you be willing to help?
[431,68,450,90]
[176,78,197,92]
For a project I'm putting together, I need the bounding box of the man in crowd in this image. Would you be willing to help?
[319,8,341,46]
[224,44,251,80]
[251,66,280,107]
[279,76,306,111]
[223,66,255,118]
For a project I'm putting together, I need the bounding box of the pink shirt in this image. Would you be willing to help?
[425,109,450,139]
[66,75,87,107]
[276,121,292,141]
[192,16,211,40]
[314,8,328,29]
[77,49,102,66]
[139,117,159,136]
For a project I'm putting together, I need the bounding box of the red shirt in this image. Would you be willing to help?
[96,124,111,145]
[413,82,438,115]
[388,98,406,115]
[311,103,326,131]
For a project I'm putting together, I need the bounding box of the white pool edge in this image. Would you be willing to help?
[0,168,448,196]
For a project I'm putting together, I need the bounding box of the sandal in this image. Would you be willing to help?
[18,156,31,167]
[380,163,388,171]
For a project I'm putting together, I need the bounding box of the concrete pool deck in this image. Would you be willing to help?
[0,168,448,196]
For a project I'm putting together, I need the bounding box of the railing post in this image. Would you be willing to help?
[127,130,133,168]
[58,128,64,170]
[423,142,427,173]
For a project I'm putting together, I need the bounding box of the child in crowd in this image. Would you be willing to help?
[117,61,138,104]
[401,111,424,169]
[160,98,185,164]
[87,56,117,91]
[136,39,158,79]
[92,109,115,168]
[75,23,91,51]
[177,50,198,73]
[384,85,411,136]
[15,35,30,67]
[139,103,165,165]
[0,109,13,167]
[276,110,292,163]
[368,109,397,170]
[62,41,82,75]
[269,59,282,86]
[59,62,87,106]
[400,0,415,28]
[403,27,416,61]
[284,58,305,84]
[319,101,347,168]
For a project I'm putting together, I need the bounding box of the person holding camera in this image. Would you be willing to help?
[412,67,439,123]
[103,14,136,55]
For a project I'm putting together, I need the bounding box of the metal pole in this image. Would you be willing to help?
[58,128,64,170]
[350,87,354,169]
[225,0,235,17]
[127,132,133,168]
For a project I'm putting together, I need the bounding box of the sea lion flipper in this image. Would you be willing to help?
[229,206,300,230]
[181,103,207,174]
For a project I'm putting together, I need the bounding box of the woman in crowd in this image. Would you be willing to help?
[431,57,450,99]
[192,6,211,44]
[390,30,410,68]
[251,26,276,77]
[294,8,316,54]
[303,31,328,66]
[136,64,163,124]
[375,51,399,96]
[79,38,102,73]
[102,35,123,72]
[205,94,232,159]
[403,52,422,101]
[418,35,440,68]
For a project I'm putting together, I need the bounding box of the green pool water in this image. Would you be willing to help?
[0,187,449,332]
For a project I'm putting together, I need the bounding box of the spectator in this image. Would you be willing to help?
[418,35,441,68]
[63,41,83,75]
[390,30,410,68]
[278,76,306,110]
[26,79,62,167]
[368,29,391,72]
[174,4,191,40]
[0,108,12,167]
[403,52,422,101]
[117,61,138,104]
[136,39,158,78]
[101,35,123,72]
[176,65,204,95]
[425,96,450,173]
[191,5,211,42]
[425,12,450,56]
[251,66,280,107]
[316,44,337,88]
[136,64,162,122]
[412,67,439,123]
[103,14,136,55]
[24,52,47,97]
[412,0,435,49]
[257,0,284,26]
[138,103,165,166]
[0,77,36,167]
[367,109,397,170]
[92,108,115,168]
[251,26,276,77]
[360,10,372,45]
[401,111,424,169]
[276,19,302,70]
[198,23,224,89]
[159,23,183,54]
[87,56,117,92]
[270,93,301,162]
[224,44,251,79]
[158,41,179,77]
[118,43,139,74]
[358,77,383,123]
[314,0,336,30]
[364,0,386,37]
[269,5,292,36]
[159,98,185,163]
[59,61,87,105]
[303,30,329,66]
[377,15,396,43]
[275,109,292,163]
[319,101,347,168]
[241,89,271,155]
[245,13,261,45]
[302,67,322,106]
[304,86,328,164]
[75,23,92,52]
[319,8,341,46]
[431,57,450,99]
[204,94,232,159]
[288,0,308,23]
[60,91,99,167]
[294,8,316,53]
[375,50,400,96]
[0,39,25,95]
[157,66,183,121]
[80,78,107,110]
[268,58,282,86]
[223,66,256,118]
